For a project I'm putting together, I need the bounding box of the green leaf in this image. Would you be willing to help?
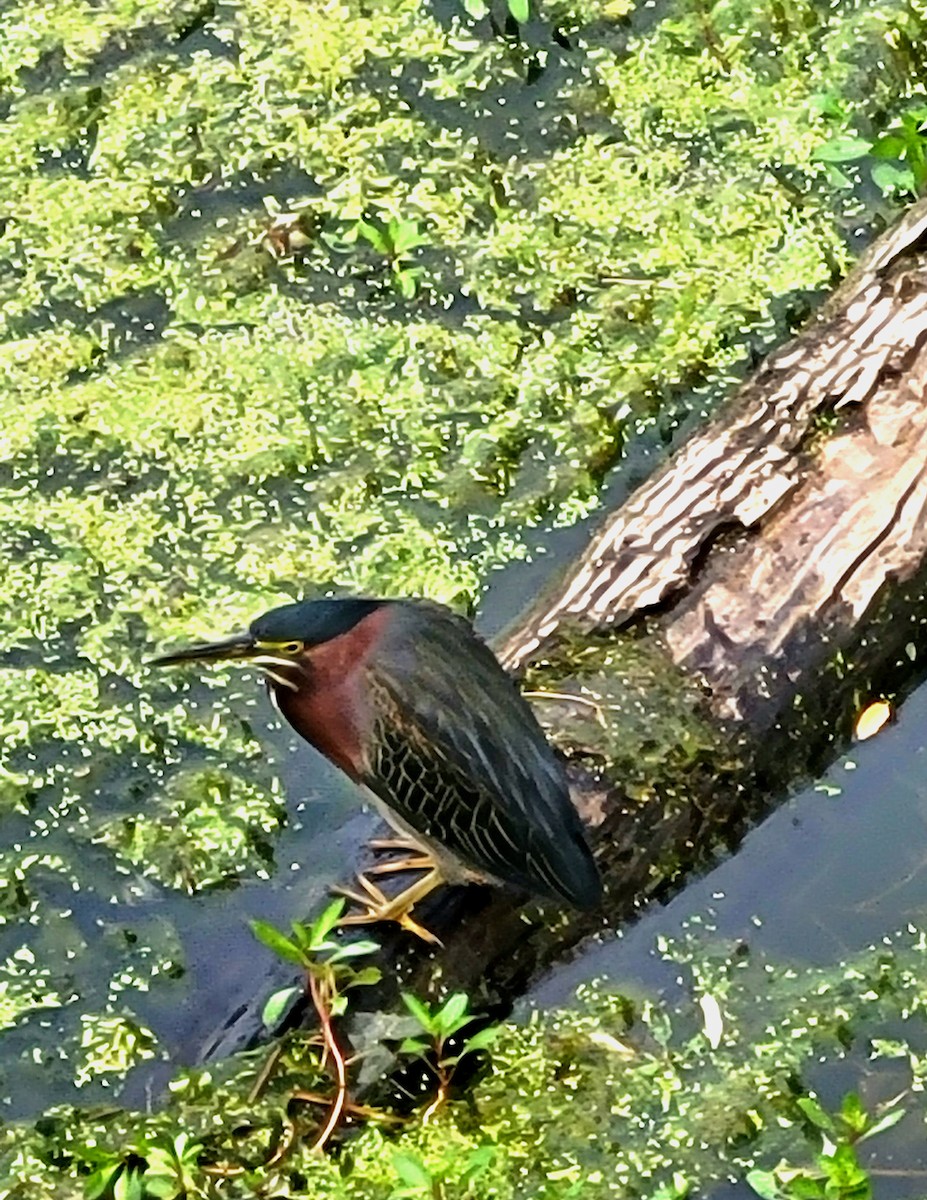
[85,1163,125,1200]
[347,965,383,988]
[288,921,315,950]
[745,1170,782,1200]
[249,919,306,965]
[797,1096,836,1133]
[326,939,380,963]
[393,267,421,299]
[113,1168,145,1200]
[651,1176,691,1200]
[356,219,390,254]
[435,992,470,1034]
[463,0,489,16]
[812,136,872,163]
[171,1133,195,1161]
[818,1143,869,1194]
[399,1036,429,1056]
[389,219,426,255]
[460,1144,496,1183]
[261,985,301,1029]
[870,162,916,197]
[309,938,341,956]
[461,1025,499,1054]
[144,1178,181,1199]
[807,92,847,120]
[507,0,530,21]
[868,1038,909,1058]
[821,163,854,189]
[309,898,347,945]
[392,1151,432,1188]
[839,1092,866,1133]
[402,993,435,1033]
[144,1150,173,1174]
[646,1006,673,1049]
[869,133,908,159]
[860,1106,906,1141]
[789,1177,827,1200]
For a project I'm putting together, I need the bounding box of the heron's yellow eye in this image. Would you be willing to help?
[257,639,304,654]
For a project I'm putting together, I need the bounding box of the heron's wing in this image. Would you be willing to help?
[362,602,600,909]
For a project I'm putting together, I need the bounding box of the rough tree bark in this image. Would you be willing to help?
[199,196,927,1066]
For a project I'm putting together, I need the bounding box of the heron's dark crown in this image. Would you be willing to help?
[249,598,385,646]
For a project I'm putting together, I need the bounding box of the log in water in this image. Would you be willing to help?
[200,197,927,1066]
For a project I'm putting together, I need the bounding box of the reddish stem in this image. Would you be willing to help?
[308,973,348,1152]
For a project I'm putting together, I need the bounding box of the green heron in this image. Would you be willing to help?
[151,598,601,940]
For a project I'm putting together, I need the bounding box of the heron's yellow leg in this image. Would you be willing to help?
[332,869,445,945]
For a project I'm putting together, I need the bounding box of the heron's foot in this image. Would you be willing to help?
[367,836,425,853]
[367,854,436,876]
[366,835,436,877]
[332,868,445,946]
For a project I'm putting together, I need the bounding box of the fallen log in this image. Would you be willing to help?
[197,195,927,1067]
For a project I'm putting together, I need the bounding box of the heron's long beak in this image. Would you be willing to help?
[148,631,256,667]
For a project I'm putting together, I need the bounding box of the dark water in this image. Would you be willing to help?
[0,672,369,1116]
[529,684,927,1006]
[126,710,363,1061]
[522,670,927,1200]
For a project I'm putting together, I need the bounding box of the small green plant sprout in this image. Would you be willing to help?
[812,103,927,199]
[252,899,382,1021]
[388,1145,497,1200]
[868,105,927,197]
[353,215,428,298]
[82,1133,203,1200]
[83,1148,144,1200]
[399,992,499,1119]
[746,1090,907,1200]
[250,900,382,1150]
[136,1134,202,1200]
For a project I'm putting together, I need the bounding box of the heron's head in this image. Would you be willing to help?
[149,598,385,690]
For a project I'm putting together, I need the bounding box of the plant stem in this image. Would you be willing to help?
[309,973,348,1152]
